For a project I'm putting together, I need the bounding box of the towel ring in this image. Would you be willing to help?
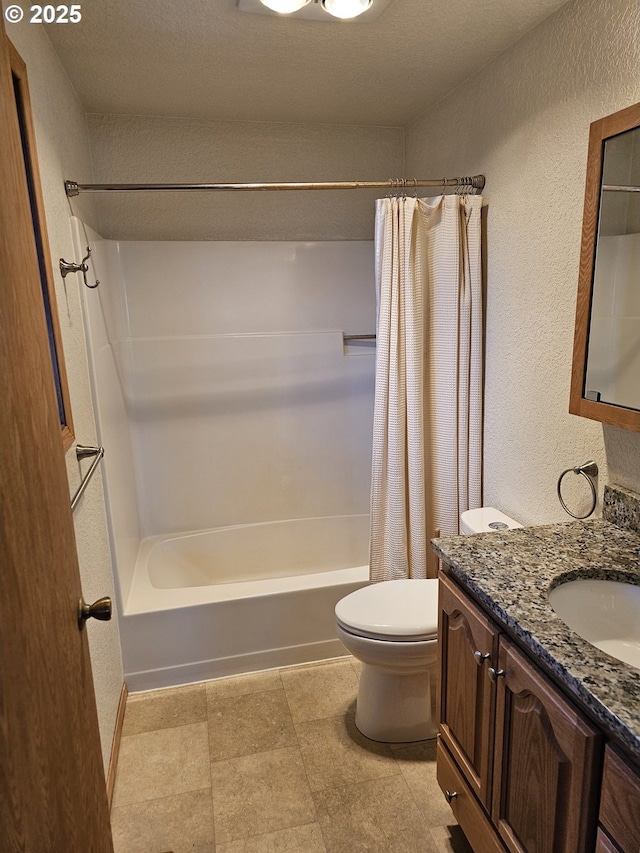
[557,461,598,519]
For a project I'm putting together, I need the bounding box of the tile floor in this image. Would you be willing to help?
[111,657,472,853]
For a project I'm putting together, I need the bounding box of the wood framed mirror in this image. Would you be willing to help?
[569,102,640,433]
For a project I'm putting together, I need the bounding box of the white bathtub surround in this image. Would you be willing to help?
[370,195,483,582]
[74,220,376,688]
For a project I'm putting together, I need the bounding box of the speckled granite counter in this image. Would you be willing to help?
[431,487,640,763]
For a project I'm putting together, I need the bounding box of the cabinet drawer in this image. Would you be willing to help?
[437,739,506,853]
[599,746,640,853]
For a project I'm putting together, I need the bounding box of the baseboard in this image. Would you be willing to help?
[106,682,128,810]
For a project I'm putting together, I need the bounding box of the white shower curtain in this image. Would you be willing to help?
[369,193,483,582]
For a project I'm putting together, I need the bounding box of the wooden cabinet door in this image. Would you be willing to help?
[491,638,601,853]
[439,574,500,808]
[599,746,640,853]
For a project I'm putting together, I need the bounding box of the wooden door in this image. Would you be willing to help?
[438,573,499,808]
[491,638,601,853]
[0,20,113,853]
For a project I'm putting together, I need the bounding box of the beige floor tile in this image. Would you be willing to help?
[123,683,207,736]
[280,660,358,722]
[210,747,316,844]
[111,788,214,853]
[206,668,283,701]
[113,722,210,807]
[215,823,327,852]
[429,824,474,853]
[295,713,399,792]
[391,739,456,826]
[313,776,439,853]
[208,688,296,760]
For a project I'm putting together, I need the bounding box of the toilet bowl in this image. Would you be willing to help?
[335,578,439,742]
[336,508,522,743]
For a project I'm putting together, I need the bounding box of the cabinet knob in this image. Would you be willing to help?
[445,790,458,804]
[473,650,491,665]
[488,666,506,682]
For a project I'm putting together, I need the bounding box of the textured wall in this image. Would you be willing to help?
[405,0,640,525]
[4,11,124,774]
[85,114,404,240]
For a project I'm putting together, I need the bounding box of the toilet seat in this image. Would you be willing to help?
[335,578,439,642]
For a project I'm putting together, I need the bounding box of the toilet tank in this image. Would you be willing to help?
[460,507,522,535]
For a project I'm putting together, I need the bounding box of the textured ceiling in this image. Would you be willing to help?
[44,0,569,126]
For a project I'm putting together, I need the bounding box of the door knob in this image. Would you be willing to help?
[473,650,491,665]
[78,595,112,630]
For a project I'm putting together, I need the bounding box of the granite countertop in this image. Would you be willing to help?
[431,517,640,762]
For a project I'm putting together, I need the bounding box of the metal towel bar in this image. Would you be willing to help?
[71,445,104,512]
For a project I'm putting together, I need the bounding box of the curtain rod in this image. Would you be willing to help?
[602,183,640,192]
[64,175,485,196]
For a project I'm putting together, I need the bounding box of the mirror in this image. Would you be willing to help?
[570,102,640,432]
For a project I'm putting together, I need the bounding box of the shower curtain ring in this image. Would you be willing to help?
[413,178,418,198]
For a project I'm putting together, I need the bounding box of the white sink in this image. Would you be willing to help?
[549,579,640,669]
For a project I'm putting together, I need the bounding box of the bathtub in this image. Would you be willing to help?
[120,515,370,691]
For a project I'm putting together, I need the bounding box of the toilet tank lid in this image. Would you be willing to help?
[460,507,522,535]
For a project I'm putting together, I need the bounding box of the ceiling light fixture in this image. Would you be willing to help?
[259,0,311,13]
[257,0,374,19]
[321,0,372,19]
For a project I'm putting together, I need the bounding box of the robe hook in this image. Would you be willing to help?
[59,246,100,289]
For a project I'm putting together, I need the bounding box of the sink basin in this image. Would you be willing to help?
[549,579,640,669]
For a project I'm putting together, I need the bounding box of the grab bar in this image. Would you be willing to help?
[71,445,104,512]
[343,334,376,342]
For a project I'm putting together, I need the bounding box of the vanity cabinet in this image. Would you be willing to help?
[438,573,602,853]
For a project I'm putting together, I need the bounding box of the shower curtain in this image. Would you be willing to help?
[369,193,483,582]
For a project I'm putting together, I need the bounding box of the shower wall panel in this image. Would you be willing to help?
[72,219,143,607]
[116,241,376,538]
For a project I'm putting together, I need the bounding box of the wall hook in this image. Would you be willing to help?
[59,246,100,289]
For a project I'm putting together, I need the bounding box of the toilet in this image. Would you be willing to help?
[335,507,522,743]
